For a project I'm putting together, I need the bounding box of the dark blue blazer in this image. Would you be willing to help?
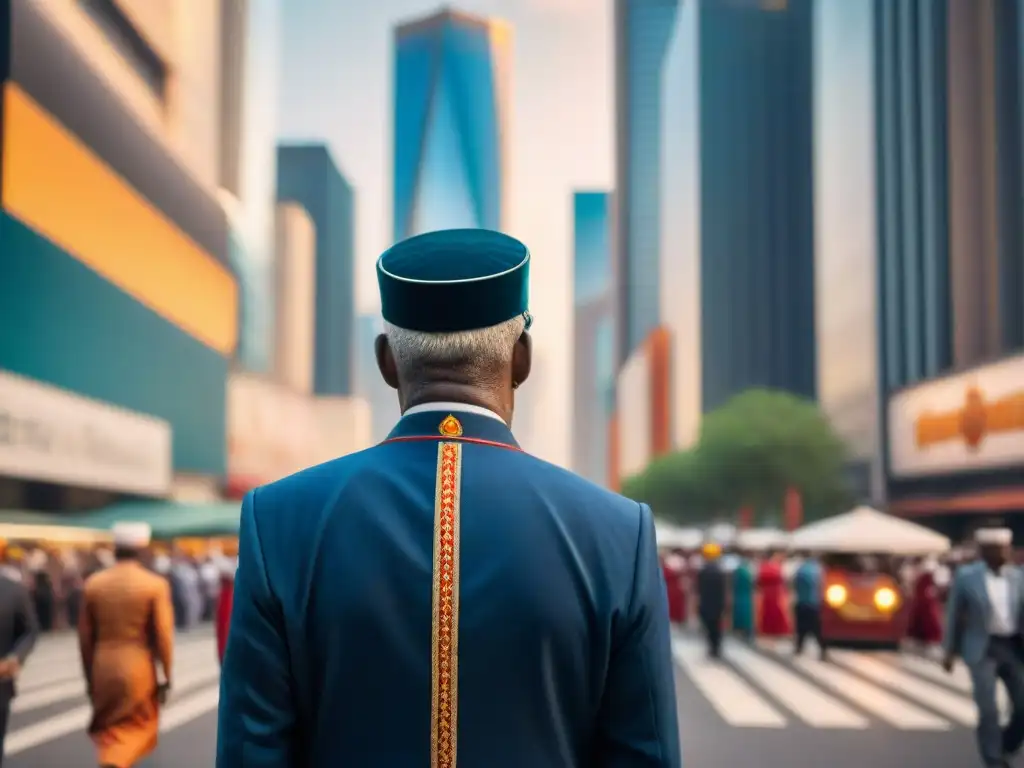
[216,408,680,767]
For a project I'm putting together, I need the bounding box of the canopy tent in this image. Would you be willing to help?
[0,500,242,541]
[789,505,950,556]
[655,521,703,550]
[705,522,737,546]
[736,528,789,552]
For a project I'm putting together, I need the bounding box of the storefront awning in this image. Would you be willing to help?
[0,510,113,544]
[75,500,242,539]
[0,500,242,540]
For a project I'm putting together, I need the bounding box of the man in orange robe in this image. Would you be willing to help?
[79,523,174,768]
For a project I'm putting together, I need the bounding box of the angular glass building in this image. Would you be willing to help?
[660,0,817,414]
[572,192,615,486]
[392,8,511,241]
[614,0,680,364]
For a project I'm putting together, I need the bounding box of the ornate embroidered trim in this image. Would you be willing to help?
[432,442,462,768]
[381,435,521,451]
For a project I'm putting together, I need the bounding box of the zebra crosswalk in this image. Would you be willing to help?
[5,628,220,757]
[672,630,996,732]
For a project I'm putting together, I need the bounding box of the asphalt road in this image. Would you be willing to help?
[5,626,985,767]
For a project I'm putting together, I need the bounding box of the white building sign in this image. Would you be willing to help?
[0,371,173,495]
[888,354,1024,478]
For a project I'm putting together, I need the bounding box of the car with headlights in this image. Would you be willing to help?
[819,553,908,649]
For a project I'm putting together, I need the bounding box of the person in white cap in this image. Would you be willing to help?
[79,522,174,768]
[943,527,1024,767]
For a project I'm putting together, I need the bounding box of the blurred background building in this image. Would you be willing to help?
[218,0,281,374]
[813,0,881,503]
[613,0,679,365]
[571,191,615,487]
[0,0,234,508]
[663,0,817,418]
[0,0,370,517]
[392,7,511,241]
[275,143,356,396]
[876,0,1024,534]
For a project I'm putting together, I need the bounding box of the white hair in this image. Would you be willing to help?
[384,315,526,374]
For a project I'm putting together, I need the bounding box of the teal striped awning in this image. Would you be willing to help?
[0,500,242,540]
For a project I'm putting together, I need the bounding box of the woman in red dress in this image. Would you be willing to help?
[906,558,943,645]
[757,551,791,636]
[215,557,236,664]
[662,553,688,625]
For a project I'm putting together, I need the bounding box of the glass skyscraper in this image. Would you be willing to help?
[392,8,511,241]
[875,0,1024,394]
[573,191,615,486]
[614,0,679,364]
[660,0,817,414]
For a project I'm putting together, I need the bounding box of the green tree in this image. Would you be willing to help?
[696,388,850,522]
[620,448,726,525]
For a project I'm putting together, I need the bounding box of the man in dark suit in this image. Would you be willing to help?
[217,229,681,767]
[697,542,728,659]
[0,571,38,764]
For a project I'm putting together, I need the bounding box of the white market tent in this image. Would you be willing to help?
[789,505,950,556]
[706,522,737,546]
[736,528,789,551]
[655,521,704,550]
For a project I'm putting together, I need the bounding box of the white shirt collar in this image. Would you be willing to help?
[403,401,504,423]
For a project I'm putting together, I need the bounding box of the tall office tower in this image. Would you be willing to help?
[876,0,1024,395]
[218,0,281,374]
[572,191,615,486]
[660,0,817,419]
[814,0,882,502]
[392,7,512,241]
[613,0,680,364]
[276,144,356,396]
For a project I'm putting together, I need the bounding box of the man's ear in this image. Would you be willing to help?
[375,334,399,390]
[511,331,532,389]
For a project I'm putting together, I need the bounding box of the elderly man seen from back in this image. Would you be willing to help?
[217,229,680,767]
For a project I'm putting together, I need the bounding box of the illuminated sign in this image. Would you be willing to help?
[888,354,1024,477]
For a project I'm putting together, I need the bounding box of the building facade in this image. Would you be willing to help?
[273,202,316,395]
[612,327,672,490]
[613,0,679,364]
[0,0,235,509]
[276,144,356,396]
[877,0,1024,529]
[660,0,817,419]
[814,0,882,502]
[572,191,615,487]
[218,0,281,374]
[392,8,511,241]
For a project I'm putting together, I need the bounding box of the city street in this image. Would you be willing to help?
[5,626,983,766]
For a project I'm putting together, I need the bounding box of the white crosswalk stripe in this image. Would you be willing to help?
[672,630,989,732]
[671,635,787,728]
[3,629,221,756]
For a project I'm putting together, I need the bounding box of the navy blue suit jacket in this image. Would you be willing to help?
[216,408,680,767]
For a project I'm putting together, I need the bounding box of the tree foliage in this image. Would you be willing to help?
[621,388,851,525]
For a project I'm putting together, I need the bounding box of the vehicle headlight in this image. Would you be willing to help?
[825,584,847,608]
[874,587,898,611]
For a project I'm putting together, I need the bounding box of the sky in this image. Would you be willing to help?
[277,0,613,465]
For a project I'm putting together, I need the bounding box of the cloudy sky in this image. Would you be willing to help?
[277,0,614,464]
